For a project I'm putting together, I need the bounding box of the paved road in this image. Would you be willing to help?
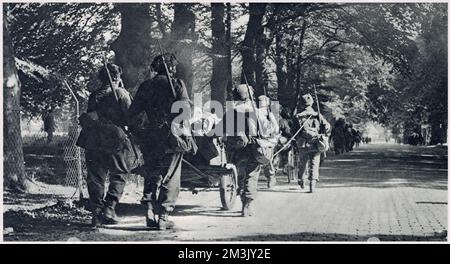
[4,143,448,241]
[90,143,447,241]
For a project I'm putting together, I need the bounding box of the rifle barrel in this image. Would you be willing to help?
[102,54,119,102]
[313,84,321,119]
[242,73,264,137]
[157,40,177,98]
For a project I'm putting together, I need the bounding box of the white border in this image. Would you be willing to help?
[0,0,448,245]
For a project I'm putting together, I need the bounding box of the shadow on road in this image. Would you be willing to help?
[215,231,448,241]
[314,144,447,190]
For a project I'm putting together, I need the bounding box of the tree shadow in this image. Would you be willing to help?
[115,203,205,217]
[3,192,64,206]
[3,210,93,241]
[312,145,448,190]
[215,231,448,241]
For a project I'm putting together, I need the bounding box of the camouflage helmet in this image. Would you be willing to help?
[234,84,254,101]
[98,63,122,83]
[301,93,314,107]
[258,95,271,108]
[151,53,178,74]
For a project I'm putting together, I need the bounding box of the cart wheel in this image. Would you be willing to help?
[219,171,237,210]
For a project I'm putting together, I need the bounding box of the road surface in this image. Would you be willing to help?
[4,143,448,241]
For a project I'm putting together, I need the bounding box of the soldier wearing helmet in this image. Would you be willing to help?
[128,53,192,230]
[219,84,274,216]
[77,63,134,227]
[257,95,280,189]
[295,92,331,193]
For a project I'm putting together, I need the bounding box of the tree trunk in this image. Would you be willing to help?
[255,6,279,97]
[240,3,266,88]
[275,31,288,107]
[225,3,233,100]
[111,3,153,95]
[255,28,269,97]
[284,41,297,110]
[3,15,28,192]
[210,3,228,105]
[171,4,195,97]
[293,20,308,111]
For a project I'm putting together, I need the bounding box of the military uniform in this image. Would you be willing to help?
[256,95,279,189]
[225,101,261,216]
[344,124,353,152]
[223,85,270,216]
[331,118,346,154]
[296,94,331,193]
[128,60,191,229]
[79,82,134,226]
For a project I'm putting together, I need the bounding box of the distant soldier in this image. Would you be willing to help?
[276,106,294,174]
[344,123,353,152]
[257,95,279,189]
[295,93,331,193]
[355,130,362,148]
[330,118,346,154]
[43,108,56,144]
[76,63,134,227]
[127,53,195,230]
[350,124,357,151]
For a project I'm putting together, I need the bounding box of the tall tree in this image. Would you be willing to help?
[225,3,233,99]
[3,15,28,191]
[171,3,196,96]
[210,3,228,104]
[240,3,266,93]
[254,5,280,98]
[111,3,154,94]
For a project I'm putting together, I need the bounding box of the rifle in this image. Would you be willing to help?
[102,54,140,162]
[313,84,327,157]
[155,41,195,186]
[313,84,325,133]
[242,73,264,138]
[242,73,276,172]
[102,53,120,102]
[156,39,192,131]
[313,85,321,122]
[156,39,177,98]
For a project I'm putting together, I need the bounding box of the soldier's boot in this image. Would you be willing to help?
[91,207,103,228]
[102,198,119,225]
[298,180,305,189]
[241,199,253,217]
[157,213,175,231]
[309,180,317,193]
[144,202,158,228]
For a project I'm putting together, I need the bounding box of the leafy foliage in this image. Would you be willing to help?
[6,2,447,142]
[6,3,119,116]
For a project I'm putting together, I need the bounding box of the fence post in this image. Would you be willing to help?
[64,80,83,201]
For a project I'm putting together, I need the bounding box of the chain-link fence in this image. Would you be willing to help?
[21,99,87,199]
[19,88,144,201]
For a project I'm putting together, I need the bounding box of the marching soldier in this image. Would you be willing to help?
[331,118,346,155]
[295,93,331,193]
[76,63,134,227]
[222,84,271,216]
[344,123,353,152]
[257,95,279,189]
[127,53,194,230]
